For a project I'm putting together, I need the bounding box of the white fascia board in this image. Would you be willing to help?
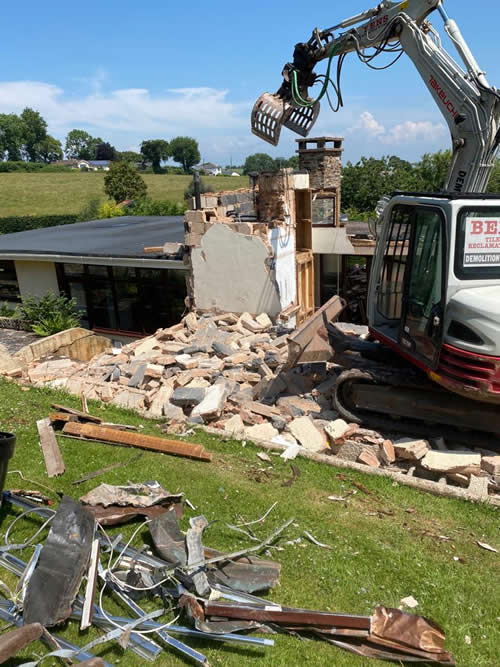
[0,254,188,270]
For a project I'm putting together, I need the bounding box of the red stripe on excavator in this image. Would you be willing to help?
[368,328,432,373]
[369,330,500,397]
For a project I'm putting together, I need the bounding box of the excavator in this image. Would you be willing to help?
[251,0,500,440]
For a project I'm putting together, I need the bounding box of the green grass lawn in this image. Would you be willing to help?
[0,376,498,666]
[0,173,249,218]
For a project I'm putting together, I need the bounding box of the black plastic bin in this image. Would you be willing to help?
[0,432,16,501]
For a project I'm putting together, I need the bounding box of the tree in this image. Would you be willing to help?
[287,155,299,169]
[64,129,101,160]
[169,136,201,173]
[140,139,170,173]
[243,153,276,174]
[487,159,500,193]
[341,155,418,213]
[104,162,147,202]
[413,150,452,191]
[20,108,48,161]
[95,142,116,161]
[117,150,142,164]
[0,114,24,161]
[36,135,63,163]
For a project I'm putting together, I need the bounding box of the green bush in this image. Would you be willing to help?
[104,162,147,202]
[0,161,69,173]
[183,178,214,202]
[0,302,17,317]
[19,292,80,336]
[97,202,126,219]
[131,197,186,216]
[77,198,101,222]
[0,215,79,234]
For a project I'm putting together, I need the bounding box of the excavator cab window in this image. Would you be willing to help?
[375,203,445,368]
[400,206,445,367]
[376,205,412,324]
[455,207,500,280]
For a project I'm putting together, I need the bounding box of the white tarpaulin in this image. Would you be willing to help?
[463,217,500,267]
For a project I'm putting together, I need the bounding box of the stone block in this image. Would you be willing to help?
[191,384,226,421]
[379,439,396,465]
[223,414,245,437]
[394,438,429,461]
[358,450,380,467]
[145,364,164,379]
[324,419,350,443]
[278,396,321,416]
[481,456,500,481]
[171,387,206,407]
[245,422,279,442]
[175,354,199,370]
[335,441,367,462]
[256,313,273,329]
[467,475,489,500]
[421,450,481,474]
[212,341,235,358]
[287,416,325,452]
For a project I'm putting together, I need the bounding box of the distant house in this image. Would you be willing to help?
[194,162,222,176]
[51,159,111,171]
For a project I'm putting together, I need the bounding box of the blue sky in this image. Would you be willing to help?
[1,0,498,165]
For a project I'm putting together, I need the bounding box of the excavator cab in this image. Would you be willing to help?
[368,193,500,402]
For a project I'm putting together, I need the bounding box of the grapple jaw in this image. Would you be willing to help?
[251,92,320,146]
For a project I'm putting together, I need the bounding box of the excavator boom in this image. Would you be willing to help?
[252,0,500,193]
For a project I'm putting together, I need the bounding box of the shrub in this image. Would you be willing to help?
[19,292,80,336]
[0,302,17,317]
[77,198,101,222]
[131,197,187,216]
[104,161,147,202]
[0,161,69,173]
[183,178,214,202]
[0,215,79,234]
[97,202,126,219]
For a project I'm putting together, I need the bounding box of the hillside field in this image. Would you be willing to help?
[0,172,249,217]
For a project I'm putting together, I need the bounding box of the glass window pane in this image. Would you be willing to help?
[67,281,89,329]
[87,265,109,277]
[112,266,136,281]
[0,261,20,302]
[115,281,141,332]
[312,198,335,225]
[63,263,85,278]
[88,283,117,329]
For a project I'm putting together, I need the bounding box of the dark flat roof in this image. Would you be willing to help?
[0,216,185,259]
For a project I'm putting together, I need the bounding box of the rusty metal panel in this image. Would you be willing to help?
[23,496,95,627]
[204,602,370,630]
[0,623,43,663]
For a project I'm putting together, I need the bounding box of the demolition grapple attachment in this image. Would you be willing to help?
[251,92,320,146]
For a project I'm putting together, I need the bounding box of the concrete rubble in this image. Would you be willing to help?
[3,309,499,503]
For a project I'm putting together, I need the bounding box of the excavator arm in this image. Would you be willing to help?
[252,0,500,193]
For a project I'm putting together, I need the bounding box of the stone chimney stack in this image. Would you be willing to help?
[296,137,343,226]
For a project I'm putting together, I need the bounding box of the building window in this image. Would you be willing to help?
[57,264,187,335]
[312,195,336,226]
[0,261,20,302]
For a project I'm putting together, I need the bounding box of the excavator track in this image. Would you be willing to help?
[333,367,500,450]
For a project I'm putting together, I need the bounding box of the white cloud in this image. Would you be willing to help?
[348,111,446,145]
[0,79,251,159]
[381,120,446,144]
[356,111,385,136]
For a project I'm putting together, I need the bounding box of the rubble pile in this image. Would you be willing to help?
[13,311,500,502]
[0,491,456,665]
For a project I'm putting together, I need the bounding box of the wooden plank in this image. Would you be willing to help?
[36,418,65,478]
[143,246,164,253]
[51,404,102,423]
[62,422,212,462]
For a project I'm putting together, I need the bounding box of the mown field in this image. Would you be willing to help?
[0,173,249,217]
[0,376,498,666]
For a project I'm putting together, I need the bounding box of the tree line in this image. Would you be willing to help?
[341,151,500,216]
[0,108,202,173]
